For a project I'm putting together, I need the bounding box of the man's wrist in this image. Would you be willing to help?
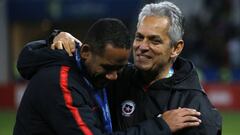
[154,116,172,134]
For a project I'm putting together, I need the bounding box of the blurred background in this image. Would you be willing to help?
[0,0,240,134]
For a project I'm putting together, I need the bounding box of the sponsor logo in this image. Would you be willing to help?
[121,100,135,117]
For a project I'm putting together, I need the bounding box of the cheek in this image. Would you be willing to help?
[150,47,167,63]
[149,45,162,54]
[87,63,102,76]
[151,51,171,66]
[150,45,172,58]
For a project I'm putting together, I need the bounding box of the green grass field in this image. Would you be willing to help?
[222,111,240,135]
[1,110,240,135]
[0,110,16,135]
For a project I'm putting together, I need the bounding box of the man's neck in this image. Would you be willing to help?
[141,64,173,86]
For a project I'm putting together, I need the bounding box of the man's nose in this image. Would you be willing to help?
[105,71,118,80]
[139,41,149,50]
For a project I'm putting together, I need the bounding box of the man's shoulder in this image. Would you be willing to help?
[30,65,63,83]
[176,89,220,113]
[173,89,222,127]
[30,65,78,83]
[29,65,89,100]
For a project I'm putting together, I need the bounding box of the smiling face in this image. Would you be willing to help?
[81,43,130,89]
[133,16,174,75]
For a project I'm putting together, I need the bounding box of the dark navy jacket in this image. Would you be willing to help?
[109,57,222,135]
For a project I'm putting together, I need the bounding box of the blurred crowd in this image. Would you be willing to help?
[4,0,240,82]
[181,0,240,82]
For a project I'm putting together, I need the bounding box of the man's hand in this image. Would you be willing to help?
[51,32,81,56]
[162,108,201,133]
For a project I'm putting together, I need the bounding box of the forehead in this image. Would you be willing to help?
[100,44,129,64]
[137,16,170,35]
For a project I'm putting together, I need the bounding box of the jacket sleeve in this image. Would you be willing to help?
[179,93,222,135]
[112,118,171,135]
[17,29,64,80]
[33,66,172,135]
[17,40,69,80]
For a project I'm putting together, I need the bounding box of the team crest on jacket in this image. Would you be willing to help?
[121,100,135,117]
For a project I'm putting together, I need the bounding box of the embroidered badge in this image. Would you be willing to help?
[121,100,135,117]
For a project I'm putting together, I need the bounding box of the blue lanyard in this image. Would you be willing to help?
[93,88,112,133]
[74,43,112,133]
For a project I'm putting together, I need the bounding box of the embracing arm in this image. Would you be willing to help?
[17,40,49,80]
[17,40,67,80]
[17,31,80,80]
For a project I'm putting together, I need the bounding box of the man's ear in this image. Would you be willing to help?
[80,44,91,59]
[171,40,184,58]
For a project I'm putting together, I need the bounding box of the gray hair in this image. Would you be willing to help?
[138,1,184,46]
